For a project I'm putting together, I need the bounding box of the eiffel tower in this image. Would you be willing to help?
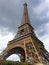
[0,3,49,65]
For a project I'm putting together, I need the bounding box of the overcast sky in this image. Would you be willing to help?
[0,0,49,61]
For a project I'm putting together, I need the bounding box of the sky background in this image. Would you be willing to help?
[0,0,49,61]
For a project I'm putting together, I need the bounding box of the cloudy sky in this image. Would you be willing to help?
[0,0,49,61]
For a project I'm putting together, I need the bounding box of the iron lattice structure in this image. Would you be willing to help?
[0,3,49,65]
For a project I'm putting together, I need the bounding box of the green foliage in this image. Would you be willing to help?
[0,59,28,65]
[16,62,27,65]
[22,63,27,65]
[19,62,27,65]
[5,61,13,65]
[16,62,20,65]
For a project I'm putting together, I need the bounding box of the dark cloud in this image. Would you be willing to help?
[0,0,49,37]
[26,0,44,7]
[0,0,26,33]
[0,0,49,52]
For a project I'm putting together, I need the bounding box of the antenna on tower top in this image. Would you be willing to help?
[24,0,27,6]
[24,0,26,3]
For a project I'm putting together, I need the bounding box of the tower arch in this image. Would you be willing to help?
[3,47,25,62]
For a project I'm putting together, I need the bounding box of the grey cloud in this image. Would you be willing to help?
[0,0,49,37]
[27,0,44,7]
[35,24,46,37]
[0,0,25,33]
[0,0,49,52]
[0,46,6,53]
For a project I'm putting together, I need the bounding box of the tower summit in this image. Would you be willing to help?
[21,3,30,25]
